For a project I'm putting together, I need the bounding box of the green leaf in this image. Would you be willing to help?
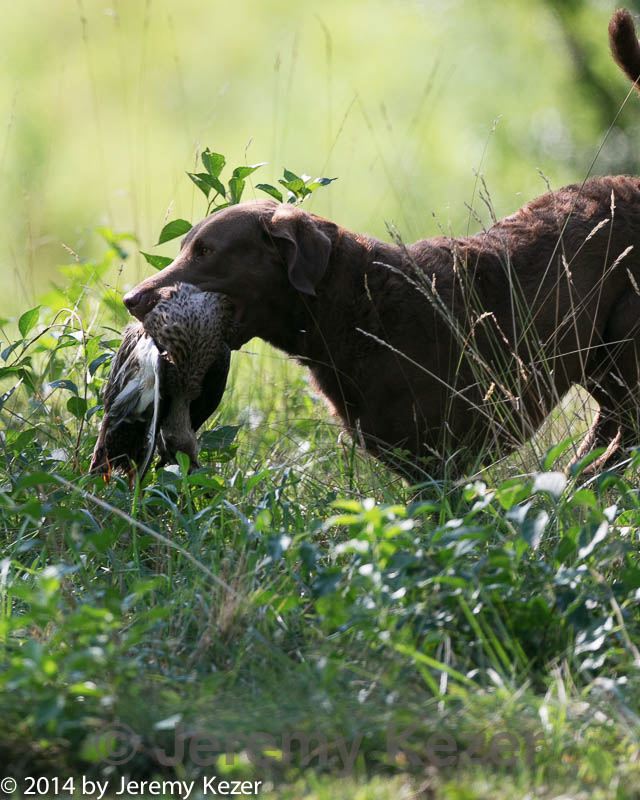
[279,177,308,198]
[67,396,88,419]
[187,172,213,198]
[156,219,192,245]
[568,488,598,509]
[495,478,531,510]
[80,732,119,764]
[231,162,267,180]
[88,353,112,376]
[188,172,226,199]
[86,404,102,420]
[18,306,41,338]
[331,499,364,513]
[256,183,283,202]
[97,227,137,259]
[140,252,173,271]
[209,176,226,198]
[305,177,338,193]
[542,437,574,471]
[48,379,78,394]
[15,471,60,490]
[7,427,37,453]
[569,447,607,477]
[187,472,225,489]
[96,227,137,244]
[1,342,22,361]
[279,177,304,192]
[283,168,302,183]
[228,177,245,205]
[200,425,240,450]
[175,450,191,475]
[0,366,23,380]
[201,149,226,178]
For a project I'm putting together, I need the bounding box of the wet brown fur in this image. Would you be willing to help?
[123,10,640,479]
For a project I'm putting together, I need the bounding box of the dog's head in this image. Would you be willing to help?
[124,200,335,347]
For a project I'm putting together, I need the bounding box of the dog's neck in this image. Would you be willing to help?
[292,228,396,351]
[286,228,406,425]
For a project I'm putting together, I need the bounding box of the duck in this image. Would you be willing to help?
[89,283,234,482]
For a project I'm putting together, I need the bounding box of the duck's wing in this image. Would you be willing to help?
[137,347,163,481]
[108,335,159,425]
[102,323,145,410]
[90,325,163,480]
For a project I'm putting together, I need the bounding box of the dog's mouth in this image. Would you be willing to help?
[232,300,245,324]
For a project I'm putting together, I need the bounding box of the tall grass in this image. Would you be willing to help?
[3,3,640,796]
[2,2,634,315]
[1,152,640,798]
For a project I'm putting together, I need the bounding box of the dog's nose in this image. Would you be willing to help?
[123,288,155,320]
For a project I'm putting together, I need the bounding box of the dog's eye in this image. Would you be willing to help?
[193,242,212,258]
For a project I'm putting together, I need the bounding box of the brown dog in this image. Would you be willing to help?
[124,10,640,479]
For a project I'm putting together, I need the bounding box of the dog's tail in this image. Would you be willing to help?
[609,9,640,90]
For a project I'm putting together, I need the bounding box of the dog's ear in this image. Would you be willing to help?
[268,205,332,296]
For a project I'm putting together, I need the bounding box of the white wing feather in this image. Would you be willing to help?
[109,336,160,425]
[139,349,162,479]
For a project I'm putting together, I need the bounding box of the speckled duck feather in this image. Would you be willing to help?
[90,284,234,481]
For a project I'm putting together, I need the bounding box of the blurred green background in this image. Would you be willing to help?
[1,0,640,317]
